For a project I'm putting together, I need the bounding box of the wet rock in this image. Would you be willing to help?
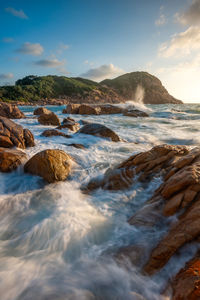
[80,120,91,125]
[0,102,25,119]
[0,116,35,149]
[99,104,124,114]
[123,109,149,117]
[24,149,73,183]
[78,123,120,142]
[33,107,51,115]
[57,117,80,131]
[171,253,200,300]
[86,144,188,192]
[41,129,71,138]
[67,143,86,149]
[38,112,60,126]
[63,104,80,114]
[78,104,100,115]
[0,147,27,172]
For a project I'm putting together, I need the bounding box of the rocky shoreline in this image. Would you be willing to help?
[0,102,199,299]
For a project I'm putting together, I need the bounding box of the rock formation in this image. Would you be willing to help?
[0,147,27,172]
[78,123,121,142]
[0,102,25,119]
[24,149,73,183]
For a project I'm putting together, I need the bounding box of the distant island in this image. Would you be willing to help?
[0,71,182,105]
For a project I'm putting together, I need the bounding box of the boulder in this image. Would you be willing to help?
[63,104,80,114]
[98,104,124,114]
[123,109,149,117]
[170,253,200,300]
[24,149,72,183]
[57,117,80,132]
[38,112,60,126]
[41,129,71,138]
[0,147,27,172]
[78,104,100,115]
[0,116,35,149]
[33,107,51,115]
[78,123,120,142]
[67,143,86,149]
[0,102,25,119]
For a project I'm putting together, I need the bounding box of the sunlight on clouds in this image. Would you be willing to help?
[81,63,124,81]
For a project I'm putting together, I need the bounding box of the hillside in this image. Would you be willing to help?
[101,72,182,104]
[0,72,182,104]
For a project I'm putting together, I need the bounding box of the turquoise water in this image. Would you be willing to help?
[0,103,200,300]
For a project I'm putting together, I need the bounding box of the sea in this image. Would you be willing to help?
[0,102,200,300]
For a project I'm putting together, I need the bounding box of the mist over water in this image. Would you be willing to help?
[1,103,200,299]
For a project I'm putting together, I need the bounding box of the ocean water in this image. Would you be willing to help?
[1,102,200,300]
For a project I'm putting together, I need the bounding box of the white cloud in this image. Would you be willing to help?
[2,37,14,43]
[5,7,28,19]
[159,26,200,57]
[155,14,166,26]
[81,63,124,81]
[16,42,44,56]
[56,43,69,54]
[34,58,65,68]
[176,0,200,26]
[0,73,14,80]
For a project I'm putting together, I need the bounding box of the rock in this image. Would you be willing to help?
[80,120,91,125]
[67,143,86,149]
[57,117,80,131]
[38,112,60,126]
[99,104,124,114]
[123,109,149,117]
[41,129,71,138]
[0,147,27,172]
[33,107,51,115]
[63,104,80,114]
[0,102,25,119]
[78,104,100,115]
[0,116,35,149]
[78,123,120,142]
[171,253,200,300]
[24,149,72,183]
[86,144,188,192]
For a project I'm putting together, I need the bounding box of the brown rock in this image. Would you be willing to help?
[67,143,86,149]
[0,147,27,172]
[57,117,80,131]
[33,107,51,115]
[0,116,35,149]
[171,253,200,300]
[78,123,120,142]
[123,109,149,117]
[41,129,71,138]
[99,105,124,114]
[24,149,72,183]
[78,104,100,115]
[63,104,80,114]
[38,112,60,126]
[0,102,25,119]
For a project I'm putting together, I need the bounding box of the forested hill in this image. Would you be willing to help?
[0,72,182,104]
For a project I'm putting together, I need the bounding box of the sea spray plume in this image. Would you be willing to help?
[125,85,153,113]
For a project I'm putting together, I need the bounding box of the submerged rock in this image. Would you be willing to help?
[41,129,71,138]
[0,116,35,149]
[78,123,120,142]
[123,109,149,117]
[0,147,27,172]
[24,149,73,183]
[38,112,60,126]
[33,107,51,115]
[57,117,80,132]
[67,143,86,149]
[0,102,25,119]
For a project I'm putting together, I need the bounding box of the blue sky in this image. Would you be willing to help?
[0,0,200,102]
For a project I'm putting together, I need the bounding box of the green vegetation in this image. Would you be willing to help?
[0,75,102,102]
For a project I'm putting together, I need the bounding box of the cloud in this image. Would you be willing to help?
[16,42,44,56]
[155,14,166,26]
[34,58,65,68]
[2,37,14,43]
[56,43,69,54]
[0,73,14,80]
[176,0,200,26]
[159,26,200,57]
[5,7,28,19]
[81,63,124,81]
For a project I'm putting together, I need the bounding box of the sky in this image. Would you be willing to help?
[0,0,200,102]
